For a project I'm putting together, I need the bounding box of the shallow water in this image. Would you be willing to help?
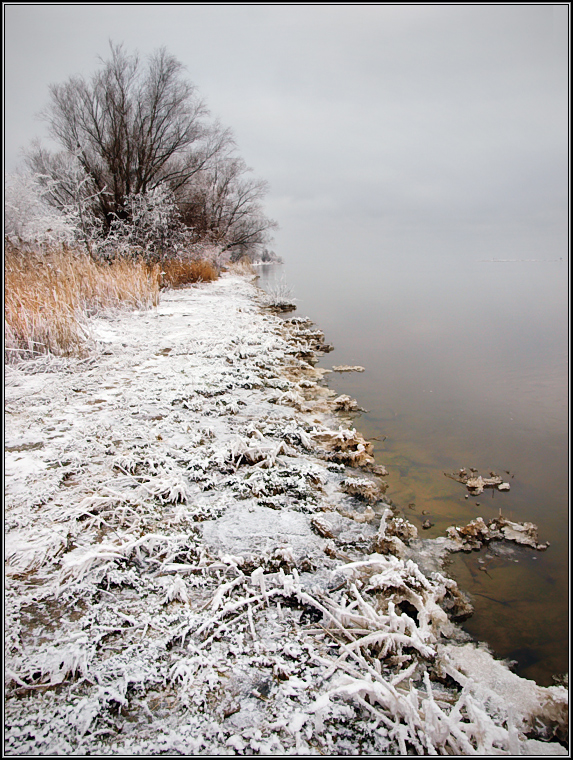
[257,250,568,686]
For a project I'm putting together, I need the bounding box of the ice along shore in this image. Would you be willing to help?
[4,271,568,755]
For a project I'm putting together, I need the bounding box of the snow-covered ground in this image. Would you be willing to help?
[4,273,568,755]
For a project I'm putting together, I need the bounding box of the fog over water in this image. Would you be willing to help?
[5,4,569,685]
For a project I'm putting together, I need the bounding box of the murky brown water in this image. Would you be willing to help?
[257,252,568,686]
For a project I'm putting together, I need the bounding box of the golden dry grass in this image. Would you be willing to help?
[159,258,219,289]
[5,245,161,361]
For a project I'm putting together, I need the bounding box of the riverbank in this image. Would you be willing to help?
[257,254,569,687]
[4,272,567,755]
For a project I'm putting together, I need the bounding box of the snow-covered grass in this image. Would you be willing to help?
[4,272,568,755]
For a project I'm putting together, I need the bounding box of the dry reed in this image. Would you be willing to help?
[159,258,219,289]
[5,245,160,362]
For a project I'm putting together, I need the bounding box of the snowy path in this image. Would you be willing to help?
[4,274,567,755]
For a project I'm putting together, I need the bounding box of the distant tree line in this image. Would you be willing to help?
[6,43,277,263]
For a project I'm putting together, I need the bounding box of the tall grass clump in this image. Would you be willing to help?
[159,257,219,289]
[5,244,160,362]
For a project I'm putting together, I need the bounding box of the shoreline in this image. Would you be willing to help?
[5,272,568,755]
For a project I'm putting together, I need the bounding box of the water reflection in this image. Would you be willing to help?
[256,252,568,686]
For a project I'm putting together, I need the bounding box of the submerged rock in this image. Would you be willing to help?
[446,515,549,552]
[445,469,511,494]
[332,365,365,372]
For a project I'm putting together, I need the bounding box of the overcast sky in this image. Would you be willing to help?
[4,4,569,261]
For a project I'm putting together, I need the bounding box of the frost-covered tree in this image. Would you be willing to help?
[25,145,104,251]
[4,172,78,247]
[39,42,227,232]
[20,42,277,259]
[178,154,277,257]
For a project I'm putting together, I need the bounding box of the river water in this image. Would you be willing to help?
[256,248,568,686]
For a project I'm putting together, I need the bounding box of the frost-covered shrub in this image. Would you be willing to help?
[5,172,78,247]
[94,186,187,262]
[262,277,296,312]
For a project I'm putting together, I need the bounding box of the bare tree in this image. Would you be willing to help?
[23,42,277,259]
[178,155,277,256]
[41,43,227,231]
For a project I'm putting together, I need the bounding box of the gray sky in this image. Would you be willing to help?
[4,4,569,261]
